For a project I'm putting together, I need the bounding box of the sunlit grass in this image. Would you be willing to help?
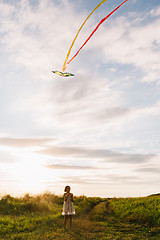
[0,193,160,239]
[109,196,160,225]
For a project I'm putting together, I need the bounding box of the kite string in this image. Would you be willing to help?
[66,0,128,68]
[62,0,108,72]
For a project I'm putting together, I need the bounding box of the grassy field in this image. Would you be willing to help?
[0,193,160,240]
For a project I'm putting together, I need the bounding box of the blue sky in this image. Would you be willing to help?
[0,0,160,197]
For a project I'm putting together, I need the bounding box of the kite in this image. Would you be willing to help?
[52,70,74,77]
[53,0,128,76]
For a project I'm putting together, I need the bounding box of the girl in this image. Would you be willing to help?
[62,186,75,230]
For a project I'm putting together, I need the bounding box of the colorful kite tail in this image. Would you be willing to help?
[62,0,109,72]
[66,0,128,68]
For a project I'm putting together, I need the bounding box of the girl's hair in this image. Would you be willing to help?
[64,185,70,192]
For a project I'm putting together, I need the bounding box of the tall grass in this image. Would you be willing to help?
[0,193,160,226]
[0,193,160,239]
[109,196,160,225]
[0,193,62,215]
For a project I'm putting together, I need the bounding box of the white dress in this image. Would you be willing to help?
[62,193,75,215]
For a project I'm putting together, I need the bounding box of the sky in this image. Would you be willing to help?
[0,0,160,198]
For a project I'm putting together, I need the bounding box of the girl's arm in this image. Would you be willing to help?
[71,193,74,202]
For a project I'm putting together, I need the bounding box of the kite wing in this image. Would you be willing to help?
[52,71,74,77]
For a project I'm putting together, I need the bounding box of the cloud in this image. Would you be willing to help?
[0,0,84,80]
[0,137,55,148]
[150,7,160,17]
[37,146,156,163]
[135,167,160,173]
[0,2,15,18]
[45,164,95,170]
[89,13,160,83]
[60,176,96,185]
[60,174,143,185]
[89,107,130,122]
[0,151,17,163]
[18,70,130,132]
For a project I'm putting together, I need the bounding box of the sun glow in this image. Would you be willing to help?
[12,154,58,194]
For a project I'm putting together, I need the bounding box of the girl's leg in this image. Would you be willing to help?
[69,215,72,228]
[64,215,67,229]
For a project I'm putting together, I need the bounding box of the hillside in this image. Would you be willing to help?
[149,193,160,197]
[0,193,160,239]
